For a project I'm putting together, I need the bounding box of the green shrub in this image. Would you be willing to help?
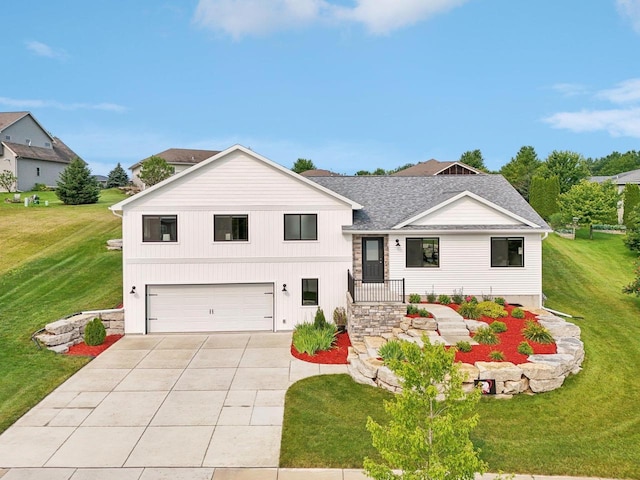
[378,340,406,363]
[408,293,422,304]
[517,341,534,355]
[511,307,525,319]
[458,301,481,320]
[314,307,328,329]
[333,307,347,328]
[451,292,464,304]
[494,297,506,306]
[488,350,505,361]
[489,321,507,333]
[473,327,500,345]
[522,321,554,344]
[477,301,508,319]
[292,322,337,356]
[437,294,451,304]
[456,341,472,353]
[406,304,419,315]
[465,295,478,304]
[33,183,50,192]
[84,318,106,346]
[426,292,437,303]
[417,308,431,318]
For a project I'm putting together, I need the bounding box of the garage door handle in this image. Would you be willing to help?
[209,309,214,315]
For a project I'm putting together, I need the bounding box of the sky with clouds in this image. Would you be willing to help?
[3,0,640,175]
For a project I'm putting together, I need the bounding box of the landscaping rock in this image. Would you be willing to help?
[529,376,565,393]
[49,344,70,354]
[463,319,489,332]
[475,362,523,382]
[36,331,76,347]
[520,362,562,380]
[355,355,382,378]
[350,341,367,355]
[377,366,402,388]
[527,354,574,377]
[399,321,411,332]
[504,378,528,394]
[364,336,386,351]
[397,333,424,348]
[556,337,585,372]
[44,319,74,335]
[347,363,376,386]
[411,317,437,330]
[538,318,581,339]
[458,363,479,383]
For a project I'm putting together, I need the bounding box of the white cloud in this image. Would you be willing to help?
[551,83,589,97]
[616,0,640,33]
[25,40,68,60]
[597,78,640,103]
[0,97,126,113]
[544,108,640,137]
[193,0,469,38]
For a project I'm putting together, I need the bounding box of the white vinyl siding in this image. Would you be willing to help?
[410,196,522,226]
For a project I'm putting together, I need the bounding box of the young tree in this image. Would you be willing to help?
[138,156,174,187]
[106,163,129,188]
[56,158,100,205]
[364,337,487,480]
[292,158,316,174]
[529,176,560,219]
[537,150,590,194]
[559,180,619,239]
[622,260,640,296]
[499,146,542,200]
[0,170,17,192]
[459,149,488,172]
[623,184,640,228]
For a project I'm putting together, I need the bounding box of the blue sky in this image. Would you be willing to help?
[3,0,640,175]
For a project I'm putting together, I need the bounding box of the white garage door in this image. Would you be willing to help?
[147,283,274,333]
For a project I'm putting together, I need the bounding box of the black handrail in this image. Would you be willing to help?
[347,270,405,303]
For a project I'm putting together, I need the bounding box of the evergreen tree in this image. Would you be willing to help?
[529,176,560,219]
[499,146,542,200]
[56,158,100,205]
[139,156,174,187]
[623,184,640,228]
[106,163,129,188]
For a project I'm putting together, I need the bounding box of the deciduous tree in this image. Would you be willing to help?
[0,170,17,192]
[106,163,129,188]
[138,156,174,187]
[538,150,590,194]
[56,158,100,205]
[499,146,542,200]
[459,149,488,172]
[559,180,619,239]
[364,337,487,480]
[291,158,316,174]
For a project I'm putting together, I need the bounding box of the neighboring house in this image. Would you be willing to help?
[129,148,220,189]
[392,159,482,176]
[591,169,640,223]
[94,175,108,188]
[110,145,550,336]
[299,169,341,177]
[0,111,79,192]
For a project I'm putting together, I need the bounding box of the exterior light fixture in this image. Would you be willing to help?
[282,284,287,292]
[395,239,401,247]
[130,286,136,294]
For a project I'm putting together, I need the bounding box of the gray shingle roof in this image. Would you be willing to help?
[129,148,220,169]
[309,175,550,231]
[5,137,78,164]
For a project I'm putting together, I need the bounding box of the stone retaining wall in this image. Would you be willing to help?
[35,309,124,354]
[347,293,406,342]
[347,312,584,397]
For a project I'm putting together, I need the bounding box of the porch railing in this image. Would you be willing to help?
[347,270,405,303]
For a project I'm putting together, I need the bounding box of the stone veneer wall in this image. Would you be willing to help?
[352,234,389,280]
[35,309,124,354]
[347,292,406,342]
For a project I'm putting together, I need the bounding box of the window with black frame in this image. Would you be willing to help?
[406,238,440,267]
[143,215,177,242]
[284,214,317,240]
[302,278,318,305]
[214,215,248,241]
[491,237,524,267]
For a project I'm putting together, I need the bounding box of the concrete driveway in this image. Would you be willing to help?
[0,332,348,478]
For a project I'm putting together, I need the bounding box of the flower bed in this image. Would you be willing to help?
[291,331,351,364]
[65,334,123,357]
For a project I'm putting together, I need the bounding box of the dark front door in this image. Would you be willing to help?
[362,237,384,283]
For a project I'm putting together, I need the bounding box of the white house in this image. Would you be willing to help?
[110,145,551,336]
[129,148,220,189]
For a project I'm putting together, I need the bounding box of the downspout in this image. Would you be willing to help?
[541,232,549,241]
[111,209,123,219]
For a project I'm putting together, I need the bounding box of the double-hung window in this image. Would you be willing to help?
[214,215,248,241]
[406,238,440,267]
[143,215,177,242]
[284,214,317,240]
[491,237,524,267]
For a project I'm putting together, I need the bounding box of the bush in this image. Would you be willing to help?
[458,301,481,320]
[407,304,419,315]
[333,307,346,328]
[314,307,328,329]
[292,322,337,356]
[465,295,478,304]
[477,301,508,319]
[408,293,422,304]
[522,321,554,344]
[437,294,451,304]
[488,350,505,361]
[426,292,437,303]
[517,341,534,355]
[489,321,507,333]
[56,158,100,205]
[84,318,106,346]
[473,327,500,345]
[33,183,50,192]
[456,341,472,353]
[494,297,505,306]
[451,291,464,304]
[418,308,431,318]
[378,340,406,364]
[511,307,525,319]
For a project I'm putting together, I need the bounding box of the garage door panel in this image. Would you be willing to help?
[147,284,274,333]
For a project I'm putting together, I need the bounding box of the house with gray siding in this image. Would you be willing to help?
[0,112,80,191]
[110,145,551,336]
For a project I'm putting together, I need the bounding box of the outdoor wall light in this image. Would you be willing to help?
[130,286,136,294]
[282,284,287,292]
[395,239,401,247]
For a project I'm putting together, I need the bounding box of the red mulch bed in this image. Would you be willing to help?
[446,303,556,364]
[65,335,123,357]
[291,331,351,364]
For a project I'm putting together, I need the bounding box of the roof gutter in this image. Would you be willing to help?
[343,228,554,235]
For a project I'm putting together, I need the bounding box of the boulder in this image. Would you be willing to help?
[351,341,367,355]
[44,319,74,335]
[36,331,77,347]
[475,362,523,382]
[504,378,529,394]
[399,321,411,332]
[529,376,565,393]
[100,311,124,321]
[377,366,402,388]
[463,319,489,332]
[364,336,386,350]
[458,363,479,383]
[411,318,437,330]
[347,363,376,386]
[355,355,382,378]
[527,354,574,377]
[397,333,425,348]
[520,362,562,380]
[538,319,581,339]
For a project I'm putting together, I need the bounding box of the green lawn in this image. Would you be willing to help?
[281,230,640,478]
[0,189,124,433]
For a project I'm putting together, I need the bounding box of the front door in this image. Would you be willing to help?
[362,237,384,283]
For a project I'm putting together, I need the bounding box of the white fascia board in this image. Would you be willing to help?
[345,228,552,235]
[432,162,482,176]
[391,190,540,229]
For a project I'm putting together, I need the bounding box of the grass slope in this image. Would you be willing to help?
[281,230,640,478]
[0,190,124,433]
